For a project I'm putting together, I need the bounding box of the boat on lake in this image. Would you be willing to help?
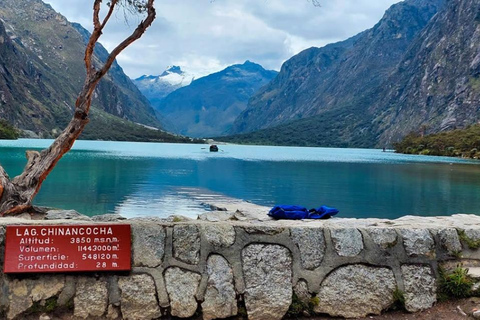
[210,145,219,152]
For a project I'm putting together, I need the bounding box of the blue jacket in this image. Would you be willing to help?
[268,205,338,220]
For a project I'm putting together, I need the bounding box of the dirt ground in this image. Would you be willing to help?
[306,297,480,320]
[21,297,480,319]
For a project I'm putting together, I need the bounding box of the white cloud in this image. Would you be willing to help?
[43,0,401,78]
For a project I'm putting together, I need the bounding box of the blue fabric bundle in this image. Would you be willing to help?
[308,205,339,219]
[268,204,339,220]
[268,205,310,220]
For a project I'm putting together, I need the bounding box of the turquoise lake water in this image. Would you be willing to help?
[0,139,479,219]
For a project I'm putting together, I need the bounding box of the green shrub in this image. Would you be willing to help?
[420,149,430,155]
[458,230,480,249]
[237,305,248,318]
[172,216,183,223]
[287,293,306,318]
[26,297,58,315]
[390,287,405,311]
[286,293,319,318]
[0,120,19,139]
[394,124,480,158]
[438,265,473,300]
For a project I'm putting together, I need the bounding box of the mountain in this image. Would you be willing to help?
[154,61,278,137]
[371,0,480,146]
[133,66,195,106]
[228,0,447,147]
[0,0,171,140]
[0,15,72,136]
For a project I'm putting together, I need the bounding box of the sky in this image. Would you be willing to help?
[43,0,401,79]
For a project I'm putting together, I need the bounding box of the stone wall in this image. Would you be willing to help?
[1,213,480,319]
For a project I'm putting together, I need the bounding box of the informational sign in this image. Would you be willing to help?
[4,224,131,273]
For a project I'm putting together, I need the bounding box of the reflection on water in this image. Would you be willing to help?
[0,139,479,219]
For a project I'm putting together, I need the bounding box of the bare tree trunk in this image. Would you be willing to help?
[0,0,156,216]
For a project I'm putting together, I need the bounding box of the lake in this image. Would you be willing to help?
[0,139,479,220]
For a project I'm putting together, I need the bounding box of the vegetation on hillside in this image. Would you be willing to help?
[79,109,204,143]
[0,120,19,140]
[393,124,480,158]
[218,104,375,148]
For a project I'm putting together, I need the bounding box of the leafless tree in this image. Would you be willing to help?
[0,0,156,216]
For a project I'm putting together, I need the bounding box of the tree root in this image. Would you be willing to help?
[1,204,32,217]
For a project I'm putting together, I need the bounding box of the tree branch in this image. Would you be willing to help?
[101,0,119,29]
[85,0,107,75]
[98,0,155,78]
[93,0,102,29]
[0,167,23,216]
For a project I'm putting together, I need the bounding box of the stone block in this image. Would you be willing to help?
[198,211,234,222]
[7,276,65,320]
[290,227,325,270]
[0,227,5,245]
[164,267,201,318]
[464,229,480,241]
[468,267,480,279]
[314,265,396,318]
[244,225,285,235]
[438,228,462,253]
[242,244,292,320]
[92,214,126,222]
[401,264,436,312]
[202,224,236,247]
[202,255,237,320]
[173,224,200,265]
[74,277,108,319]
[57,276,75,306]
[131,223,165,267]
[30,276,65,302]
[45,209,91,221]
[7,279,32,320]
[331,228,364,257]
[401,229,435,258]
[368,228,398,249]
[118,274,161,320]
[107,304,121,319]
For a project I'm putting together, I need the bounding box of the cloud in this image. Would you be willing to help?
[43,0,401,78]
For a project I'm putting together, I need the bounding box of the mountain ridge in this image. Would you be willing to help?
[371,0,480,146]
[0,0,170,140]
[228,0,448,147]
[150,61,278,137]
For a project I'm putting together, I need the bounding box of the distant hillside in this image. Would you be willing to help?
[0,0,179,141]
[230,0,445,139]
[218,104,375,148]
[133,66,195,106]
[228,0,468,148]
[154,61,278,137]
[370,0,480,146]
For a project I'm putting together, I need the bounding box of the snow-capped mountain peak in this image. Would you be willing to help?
[160,65,183,76]
[133,66,195,101]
